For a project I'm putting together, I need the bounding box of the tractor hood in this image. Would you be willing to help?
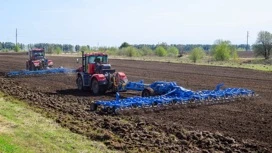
[31,59,53,67]
[101,64,111,69]
[32,60,41,67]
[47,59,53,66]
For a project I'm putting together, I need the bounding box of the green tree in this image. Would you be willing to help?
[87,45,90,50]
[14,45,20,52]
[141,46,153,56]
[155,46,167,57]
[80,46,89,52]
[253,31,272,59]
[54,46,62,54]
[62,44,74,52]
[124,46,138,57]
[75,45,80,52]
[189,47,205,63]
[157,42,168,50]
[119,42,130,49]
[106,47,118,55]
[211,40,232,61]
[27,44,34,50]
[167,46,179,57]
[47,45,54,54]
[19,43,25,50]
[4,42,15,50]
[0,42,3,50]
[231,50,239,61]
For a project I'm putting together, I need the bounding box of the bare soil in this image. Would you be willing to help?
[0,53,271,152]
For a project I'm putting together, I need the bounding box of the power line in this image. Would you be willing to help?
[16,28,17,45]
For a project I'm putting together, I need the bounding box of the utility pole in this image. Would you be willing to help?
[246,31,249,51]
[16,28,17,46]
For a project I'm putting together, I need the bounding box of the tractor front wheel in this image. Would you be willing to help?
[142,87,155,97]
[76,76,84,91]
[92,79,100,95]
[26,63,29,70]
[30,63,35,71]
[91,79,107,95]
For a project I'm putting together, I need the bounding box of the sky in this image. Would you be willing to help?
[0,0,272,46]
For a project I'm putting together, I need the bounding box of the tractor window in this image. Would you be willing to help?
[33,51,44,57]
[88,56,108,63]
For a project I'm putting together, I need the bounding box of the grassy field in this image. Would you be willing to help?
[0,93,116,153]
[107,55,272,72]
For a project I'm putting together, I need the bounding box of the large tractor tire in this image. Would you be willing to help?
[76,76,84,91]
[30,63,38,71]
[41,60,47,70]
[91,79,107,95]
[30,63,35,71]
[26,62,29,70]
[142,87,155,97]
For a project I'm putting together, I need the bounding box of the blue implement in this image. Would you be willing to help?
[6,68,76,77]
[93,81,255,113]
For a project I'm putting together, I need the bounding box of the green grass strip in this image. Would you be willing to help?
[0,93,117,153]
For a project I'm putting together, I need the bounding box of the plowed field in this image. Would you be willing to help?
[0,53,271,152]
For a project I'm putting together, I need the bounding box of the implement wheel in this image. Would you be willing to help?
[142,87,155,97]
[90,103,98,111]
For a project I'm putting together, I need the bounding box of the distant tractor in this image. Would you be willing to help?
[76,51,128,95]
[26,48,53,71]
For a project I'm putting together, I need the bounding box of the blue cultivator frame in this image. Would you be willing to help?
[5,68,76,77]
[92,81,255,114]
[125,80,147,91]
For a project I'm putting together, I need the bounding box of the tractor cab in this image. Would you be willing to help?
[82,52,115,75]
[29,48,45,60]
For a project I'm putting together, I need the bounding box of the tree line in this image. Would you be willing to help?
[188,31,272,62]
[0,42,75,53]
[0,42,25,51]
[132,44,249,52]
[0,42,249,53]
[0,30,271,60]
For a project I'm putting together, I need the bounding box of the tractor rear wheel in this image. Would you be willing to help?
[142,87,155,97]
[76,76,84,90]
[91,79,107,95]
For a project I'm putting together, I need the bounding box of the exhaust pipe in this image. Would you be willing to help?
[81,51,85,73]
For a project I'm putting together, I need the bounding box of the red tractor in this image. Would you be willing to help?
[76,51,128,95]
[26,48,53,71]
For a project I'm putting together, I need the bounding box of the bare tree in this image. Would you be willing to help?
[253,31,272,59]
